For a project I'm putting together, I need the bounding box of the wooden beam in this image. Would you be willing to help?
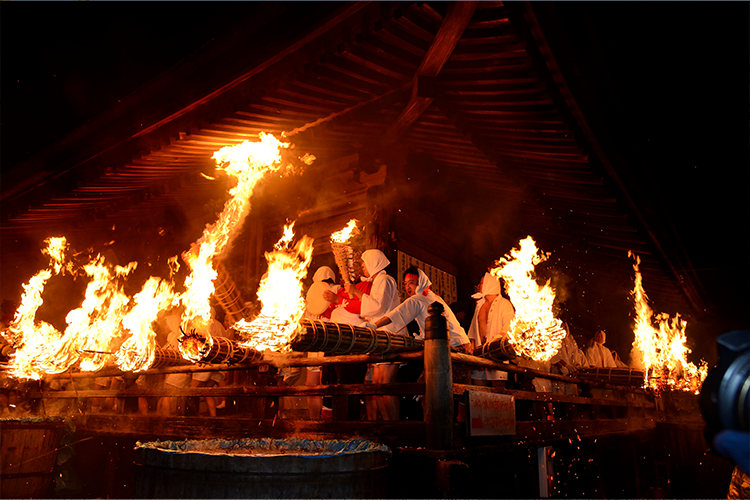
[30,382,425,399]
[380,1,478,145]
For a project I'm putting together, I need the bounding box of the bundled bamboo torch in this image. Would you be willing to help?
[330,219,360,284]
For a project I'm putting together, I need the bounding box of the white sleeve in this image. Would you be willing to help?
[448,321,471,347]
[603,347,617,368]
[585,346,599,367]
[385,297,421,331]
[499,300,515,334]
[467,301,482,345]
[361,274,398,321]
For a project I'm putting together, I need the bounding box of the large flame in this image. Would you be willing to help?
[115,277,177,372]
[2,238,68,379]
[3,132,314,378]
[2,238,143,378]
[490,236,565,361]
[180,133,291,336]
[233,222,314,351]
[178,133,296,361]
[628,253,708,394]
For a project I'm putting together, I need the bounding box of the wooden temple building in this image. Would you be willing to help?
[1,2,739,498]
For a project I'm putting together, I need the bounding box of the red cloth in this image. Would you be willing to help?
[336,281,373,315]
[321,302,335,319]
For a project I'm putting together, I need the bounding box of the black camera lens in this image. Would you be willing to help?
[700,331,750,435]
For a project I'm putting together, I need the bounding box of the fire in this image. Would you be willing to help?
[330,219,360,284]
[628,253,708,394]
[179,133,292,349]
[115,277,176,372]
[233,222,314,351]
[2,238,67,379]
[2,238,142,379]
[490,236,566,362]
[331,219,360,243]
[3,132,314,378]
[64,257,137,373]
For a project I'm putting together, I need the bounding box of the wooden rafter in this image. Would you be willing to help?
[379,1,478,146]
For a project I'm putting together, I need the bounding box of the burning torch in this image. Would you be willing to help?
[330,219,360,284]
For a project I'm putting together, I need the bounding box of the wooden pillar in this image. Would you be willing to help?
[424,301,453,449]
[365,185,394,258]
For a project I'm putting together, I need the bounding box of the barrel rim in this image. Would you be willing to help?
[135,436,391,459]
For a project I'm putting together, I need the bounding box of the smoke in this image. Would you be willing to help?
[536,260,572,316]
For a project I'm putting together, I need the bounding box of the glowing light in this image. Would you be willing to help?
[181,134,291,334]
[330,219,359,284]
[234,222,314,351]
[330,219,359,244]
[491,236,565,361]
[2,132,315,377]
[115,277,176,372]
[628,252,707,394]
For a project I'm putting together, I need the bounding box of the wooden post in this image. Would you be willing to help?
[424,301,453,449]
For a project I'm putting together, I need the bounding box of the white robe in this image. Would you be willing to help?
[551,333,588,395]
[585,341,617,368]
[360,271,401,326]
[387,289,470,348]
[469,295,515,380]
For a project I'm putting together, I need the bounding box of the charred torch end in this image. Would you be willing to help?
[178,326,212,363]
[473,336,517,362]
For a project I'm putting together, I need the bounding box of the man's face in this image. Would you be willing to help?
[361,260,370,278]
[404,276,419,297]
[595,331,606,344]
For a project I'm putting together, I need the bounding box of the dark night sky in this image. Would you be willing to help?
[2,2,748,337]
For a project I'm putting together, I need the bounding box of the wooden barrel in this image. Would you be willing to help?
[1,417,66,498]
[134,437,391,499]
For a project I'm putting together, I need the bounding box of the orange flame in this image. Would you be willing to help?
[490,236,565,361]
[233,222,314,351]
[628,252,707,394]
[3,238,141,379]
[331,219,360,244]
[3,132,314,377]
[180,133,292,341]
[115,277,177,372]
[2,238,67,379]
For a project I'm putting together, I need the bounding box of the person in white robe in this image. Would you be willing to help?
[374,267,471,350]
[551,325,589,395]
[585,330,617,368]
[323,250,403,420]
[301,266,340,419]
[467,272,515,387]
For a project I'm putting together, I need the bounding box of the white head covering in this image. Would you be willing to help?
[415,268,432,296]
[361,249,390,277]
[596,330,607,344]
[312,266,335,283]
[472,272,501,299]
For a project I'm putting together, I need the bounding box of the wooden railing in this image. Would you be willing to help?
[4,306,661,451]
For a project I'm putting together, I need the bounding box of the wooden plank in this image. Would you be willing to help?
[71,414,427,447]
[31,383,425,400]
[453,384,655,409]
